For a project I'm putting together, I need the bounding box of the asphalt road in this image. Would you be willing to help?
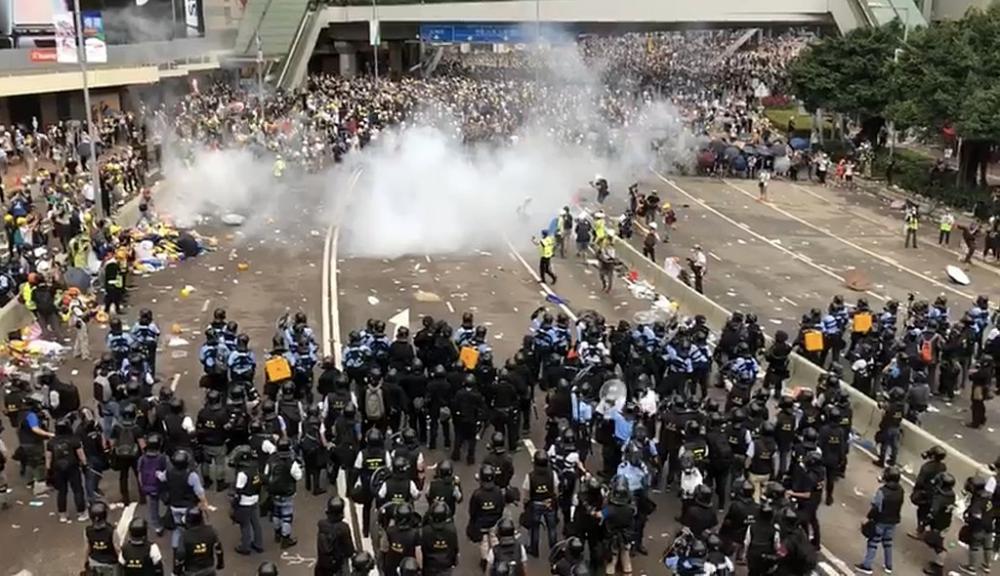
[609,171,1000,465]
[0,170,974,576]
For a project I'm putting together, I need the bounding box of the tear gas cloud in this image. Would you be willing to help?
[157,39,702,259]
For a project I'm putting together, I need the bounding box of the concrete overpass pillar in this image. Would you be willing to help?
[389,41,403,78]
[335,41,358,78]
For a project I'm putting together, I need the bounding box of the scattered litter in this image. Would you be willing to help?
[494,333,503,340]
[237,262,250,272]
[737,239,747,245]
[769,319,783,324]
[171,323,183,334]
[926,405,940,413]
[367,296,380,306]
[221,213,246,226]
[989,428,996,433]
[232,279,239,285]
[70,369,78,376]
[28,501,44,507]
[852,487,865,497]
[310,230,321,237]
[167,337,190,347]
[954,433,963,439]
[170,350,189,359]
[180,285,195,298]
[207,266,217,272]
[11,524,19,529]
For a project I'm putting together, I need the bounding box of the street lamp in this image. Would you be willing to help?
[72,0,103,217]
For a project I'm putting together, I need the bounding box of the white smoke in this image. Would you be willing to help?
[155,38,701,257]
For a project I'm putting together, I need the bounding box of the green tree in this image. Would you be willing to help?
[788,22,901,144]
[890,3,1000,187]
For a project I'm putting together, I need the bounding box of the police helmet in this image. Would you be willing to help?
[679,453,695,470]
[229,385,246,401]
[689,539,707,558]
[479,464,496,484]
[343,403,357,419]
[145,433,163,452]
[938,472,956,490]
[392,455,410,474]
[89,501,108,523]
[738,479,755,499]
[206,389,222,405]
[276,438,292,453]
[349,330,362,344]
[351,551,375,571]
[497,517,516,539]
[366,428,384,447]
[683,419,701,437]
[213,308,226,322]
[567,536,585,557]
[186,506,204,527]
[428,501,450,523]
[171,450,191,469]
[760,421,775,437]
[327,496,346,520]
[226,320,238,334]
[402,427,418,446]
[398,557,419,576]
[237,334,250,349]
[491,431,506,451]
[110,318,123,332]
[395,502,414,526]
[257,561,279,576]
[533,450,549,468]
[695,483,713,505]
[437,460,454,479]
[128,517,148,542]
[140,308,153,323]
[882,466,902,484]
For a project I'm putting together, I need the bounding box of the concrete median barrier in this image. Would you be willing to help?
[611,233,989,485]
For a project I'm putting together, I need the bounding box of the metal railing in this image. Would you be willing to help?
[0,38,226,76]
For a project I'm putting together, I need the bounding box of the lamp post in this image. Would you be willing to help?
[73,0,103,217]
[867,2,912,161]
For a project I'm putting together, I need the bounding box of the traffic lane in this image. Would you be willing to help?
[0,223,327,576]
[703,179,1000,458]
[717,177,974,304]
[608,179,848,331]
[820,447,930,576]
[337,250,570,574]
[773,179,1000,298]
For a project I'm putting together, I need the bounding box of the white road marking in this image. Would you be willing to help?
[425,254,432,263]
[170,373,181,392]
[708,251,722,261]
[523,439,537,457]
[818,548,855,575]
[780,296,799,307]
[446,301,455,313]
[723,179,973,301]
[201,299,210,313]
[790,181,1000,281]
[650,170,887,302]
[114,503,137,547]
[506,241,579,322]
[323,170,372,554]
[388,308,410,335]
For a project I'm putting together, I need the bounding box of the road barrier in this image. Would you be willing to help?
[611,233,990,485]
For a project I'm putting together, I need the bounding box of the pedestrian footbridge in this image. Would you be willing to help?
[235,0,925,89]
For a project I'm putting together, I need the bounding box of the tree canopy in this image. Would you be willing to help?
[788,3,1000,186]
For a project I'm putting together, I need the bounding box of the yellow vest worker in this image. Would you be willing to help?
[273,158,286,178]
[20,282,35,311]
[539,235,555,258]
[535,230,558,284]
[594,215,607,241]
[905,213,918,230]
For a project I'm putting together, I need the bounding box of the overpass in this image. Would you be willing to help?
[232,0,925,89]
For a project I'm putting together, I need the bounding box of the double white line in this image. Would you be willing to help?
[321,169,373,555]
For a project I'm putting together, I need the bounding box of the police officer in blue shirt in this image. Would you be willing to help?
[131,308,161,376]
[106,318,134,368]
[689,332,713,400]
[616,445,652,555]
[221,321,239,351]
[820,312,844,367]
[199,328,231,392]
[342,331,371,384]
[454,312,476,347]
[291,339,318,402]
[227,333,257,384]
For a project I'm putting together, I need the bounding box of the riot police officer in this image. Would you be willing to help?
[427,459,463,518]
[196,389,229,491]
[265,437,302,548]
[120,518,165,576]
[85,501,119,576]
[467,463,506,569]
[382,502,422,575]
[316,496,354,576]
[421,501,459,576]
[175,507,224,576]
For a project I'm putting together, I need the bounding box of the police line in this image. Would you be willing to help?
[609,233,990,484]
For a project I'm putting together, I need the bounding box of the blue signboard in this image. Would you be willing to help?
[419,23,566,44]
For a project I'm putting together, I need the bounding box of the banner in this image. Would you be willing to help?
[54,12,76,64]
[82,11,107,63]
[185,0,202,37]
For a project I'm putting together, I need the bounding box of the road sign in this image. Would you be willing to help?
[419,22,567,44]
